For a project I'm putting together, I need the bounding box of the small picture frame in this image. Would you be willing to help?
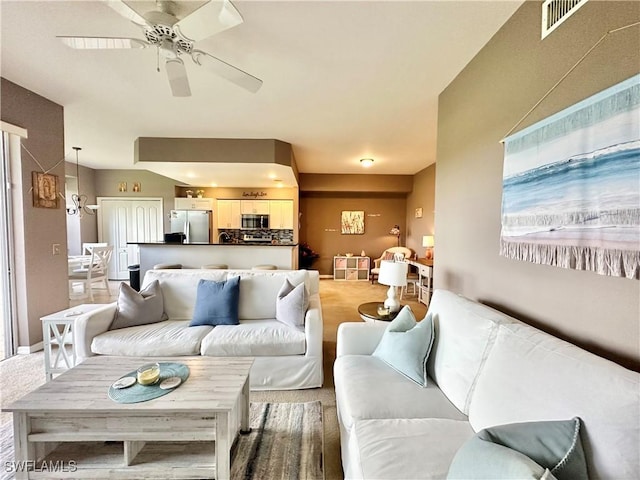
[118,182,127,192]
[133,182,141,193]
[32,172,60,209]
[415,207,423,218]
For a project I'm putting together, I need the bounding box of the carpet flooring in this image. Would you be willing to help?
[0,278,428,480]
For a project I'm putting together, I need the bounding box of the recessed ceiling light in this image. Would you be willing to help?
[210,182,217,187]
[274,179,284,188]
[268,173,277,179]
[360,158,374,168]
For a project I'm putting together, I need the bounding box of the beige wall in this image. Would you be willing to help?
[406,164,436,256]
[1,78,68,348]
[299,193,408,275]
[435,2,640,369]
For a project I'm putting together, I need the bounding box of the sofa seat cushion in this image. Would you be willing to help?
[334,355,467,432]
[91,320,212,356]
[347,418,475,480]
[200,319,306,356]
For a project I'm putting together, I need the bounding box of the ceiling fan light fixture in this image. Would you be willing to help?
[360,158,374,168]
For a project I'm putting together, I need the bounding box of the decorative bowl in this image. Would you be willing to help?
[345,253,353,257]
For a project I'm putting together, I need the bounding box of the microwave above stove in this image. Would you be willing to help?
[241,214,269,229]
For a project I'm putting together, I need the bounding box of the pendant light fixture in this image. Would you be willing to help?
[66,146,98,217]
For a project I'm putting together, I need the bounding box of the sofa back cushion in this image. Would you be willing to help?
[468,323,640,480]
[426,290,516,414]
[142,269,315,321]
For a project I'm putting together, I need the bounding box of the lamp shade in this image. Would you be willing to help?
[378,260,408,287]
[422,235,434,247]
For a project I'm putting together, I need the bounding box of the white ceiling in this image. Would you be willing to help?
[0,0,523,187]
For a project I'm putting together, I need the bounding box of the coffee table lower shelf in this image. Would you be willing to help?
[29,440,219,480]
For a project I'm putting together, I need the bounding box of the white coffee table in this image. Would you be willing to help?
[40,304,107,381]
[6,356,253,480]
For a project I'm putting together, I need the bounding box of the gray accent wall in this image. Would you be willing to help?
[1,78,68,348]
[435,2,640,369]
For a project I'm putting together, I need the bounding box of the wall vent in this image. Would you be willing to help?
[541,0,588,39]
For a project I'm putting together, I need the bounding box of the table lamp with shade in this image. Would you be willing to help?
[422,235,434,260]
[378,260,408,313]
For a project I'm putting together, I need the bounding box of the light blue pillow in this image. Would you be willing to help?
[372,307,434,387]
[276,278,309,328]
[447,417,588,480]
[189,276,240,326]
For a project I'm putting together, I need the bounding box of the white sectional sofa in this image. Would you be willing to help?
[334,289,639,479]
[73,269,323,390]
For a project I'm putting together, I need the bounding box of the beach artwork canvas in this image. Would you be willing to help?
[500,74,639,279]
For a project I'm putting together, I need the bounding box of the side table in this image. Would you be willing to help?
[41,304,106,381]
[357,301,402,323]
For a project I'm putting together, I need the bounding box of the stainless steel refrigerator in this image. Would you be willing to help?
[169,210,212,243]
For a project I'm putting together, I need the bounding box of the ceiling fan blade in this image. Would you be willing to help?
[192,50,262,93]
[104,0,148,26]
[166,58,192,97]
[58,36,147,49]
[175,0,243,42]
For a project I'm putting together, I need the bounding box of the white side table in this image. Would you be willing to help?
[41,304,106,381]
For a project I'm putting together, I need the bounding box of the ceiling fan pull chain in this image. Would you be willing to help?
[156,46,160,72]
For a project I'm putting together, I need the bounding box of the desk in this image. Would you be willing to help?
[406,258,433,306]
[41,304,107,381]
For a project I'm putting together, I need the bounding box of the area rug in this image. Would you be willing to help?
[232,401,324,480]
[0,401,323,480]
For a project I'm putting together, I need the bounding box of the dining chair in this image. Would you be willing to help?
[68,245,113,301]
[82,242,108,255]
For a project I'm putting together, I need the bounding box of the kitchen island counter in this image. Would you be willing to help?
[133,242,299,278]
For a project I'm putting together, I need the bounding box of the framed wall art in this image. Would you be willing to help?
[32,171,60,209]
[341,210,364,235]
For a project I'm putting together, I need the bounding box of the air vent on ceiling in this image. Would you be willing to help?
[541,0,588,39]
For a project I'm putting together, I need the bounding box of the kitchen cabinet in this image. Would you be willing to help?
[240,200,269,215]
[269,200,294,229]
[217,200,241,229]
[174,197,214,210]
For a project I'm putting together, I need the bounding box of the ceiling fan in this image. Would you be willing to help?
[57,0,262,96]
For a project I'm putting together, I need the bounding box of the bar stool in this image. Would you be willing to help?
[153,263,182,269]
[201,264,228,269]
[252,264,277,270]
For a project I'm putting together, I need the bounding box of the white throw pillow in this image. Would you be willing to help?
[275,278,309,328]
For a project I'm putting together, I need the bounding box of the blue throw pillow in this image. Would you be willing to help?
[189,276,240,326]
[447,417,588,480]
[372,306,434,387]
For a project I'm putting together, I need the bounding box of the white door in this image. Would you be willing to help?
[97,198,163,279]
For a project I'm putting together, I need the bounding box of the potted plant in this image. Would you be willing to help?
[185,189,193,198]
[196,189,205,198]
[299,242,320,270]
